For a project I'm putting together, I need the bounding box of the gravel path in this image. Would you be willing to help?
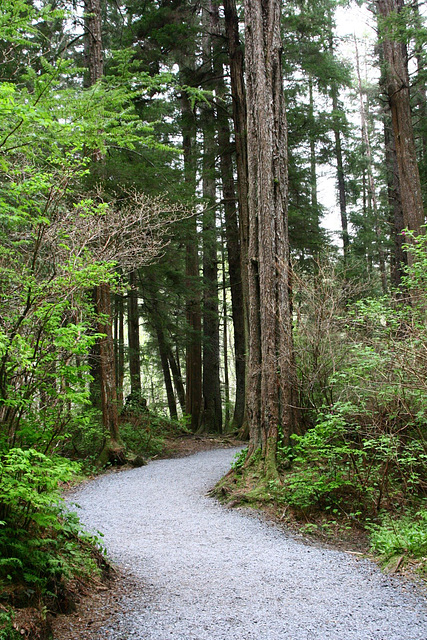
[69,448,427,640]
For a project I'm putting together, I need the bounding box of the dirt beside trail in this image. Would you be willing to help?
[50,570,136,640]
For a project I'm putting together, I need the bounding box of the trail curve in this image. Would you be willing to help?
[69,448,427,640]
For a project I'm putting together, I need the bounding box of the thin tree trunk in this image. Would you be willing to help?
[308,76,319,224]
[168,348,186,414]
[156,325,178,419]
[330,78,350,260]
[200,5,222,434]
[85,0,124,463]
[127,270,142,397]
[325,13,350,261]
[222,0,249,304]
[117,293,125,408]
[221,230,231,428]
[222,0,250,438]
[214,6,246,432]
[181,90,202,432]
[96,283,124,463]
[355,38,388,293]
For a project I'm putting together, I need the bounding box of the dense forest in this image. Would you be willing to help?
[1,0,427,634]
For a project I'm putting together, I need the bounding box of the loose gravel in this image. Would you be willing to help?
[69,448,427,640]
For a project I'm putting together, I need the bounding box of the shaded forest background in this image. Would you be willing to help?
[0,0,427,634]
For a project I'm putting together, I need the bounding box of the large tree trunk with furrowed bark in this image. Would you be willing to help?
[244,0,298,480]
[377,0,425,263]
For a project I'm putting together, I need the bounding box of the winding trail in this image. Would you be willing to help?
[70,448,427,640]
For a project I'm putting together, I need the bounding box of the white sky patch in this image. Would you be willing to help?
[318,2,377,242]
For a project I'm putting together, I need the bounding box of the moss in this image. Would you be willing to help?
[97,436,126,468]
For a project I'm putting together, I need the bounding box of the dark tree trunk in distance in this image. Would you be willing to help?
[127,270,142,397]
[216,67,247,433]
[200,8,222,434]
[222,0,249,436]
[181,90,202,431]
[96,283,125,464]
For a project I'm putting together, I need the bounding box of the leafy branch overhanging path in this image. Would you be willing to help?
[70,448,427,640]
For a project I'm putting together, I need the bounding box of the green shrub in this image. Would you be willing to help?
[0,608,19,640]
[0,448,102,601]
[119,409,189,459]
[369,509,427,561]
[231,447,248,471]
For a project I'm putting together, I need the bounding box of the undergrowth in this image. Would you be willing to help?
[0,448,105,629]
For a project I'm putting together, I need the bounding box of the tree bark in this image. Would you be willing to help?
[330,85,350,261]
[377,0,425,256]
[213,2,246,432]
[168,347,186,414]
[221,234,231,428]
[217,117,246,431]
[85,0,124,463]
[181,90,202,432]
[127,270,142,397]
[200,4,222,434]
[222,0,249,437]
[384,114,407,291]
[222,0,250,299]
[95,283,124,464]
[116,293,125,408]
[244,0,297,478]
[156,324,178,419]
[355,37,388,293]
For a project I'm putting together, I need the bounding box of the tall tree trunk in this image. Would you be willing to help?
[95,283,124,464]
[145,290,178,419]
[384,115,407,291]
[85,0,124,463]
[244,0,297,479]
[127,270,142,397]
[380,37,407,293]
[181,89,202,432]
[214,4,246,432]
[308,75,319,226]
[168,348,186,414]
[412,1,427,164]
[222,0,249,302]
[217,121,246,431]
[329,83,349,260]
[156,325,178,419]
[377,0,425,260]
[326,11,350,262]
[113,293,124,408]
[200,5,222,434]
[117,293,125,408]
[222,0,250,439]
[221,229,231,428]
[355,38,388,293]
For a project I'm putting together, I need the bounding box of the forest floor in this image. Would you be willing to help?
[48,439,427,640]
